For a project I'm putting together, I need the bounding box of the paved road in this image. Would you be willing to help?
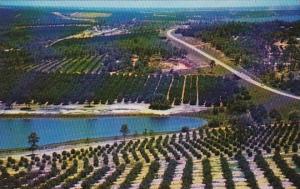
[167,29,300,100]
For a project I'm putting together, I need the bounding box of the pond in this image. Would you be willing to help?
[0,116,207,149]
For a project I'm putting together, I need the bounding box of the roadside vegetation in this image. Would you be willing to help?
[178,20,300,95]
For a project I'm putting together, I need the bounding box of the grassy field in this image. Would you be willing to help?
[196,37,300,120]
[278,100,300,119]
[198,65,230,76]
[70,12,112,18]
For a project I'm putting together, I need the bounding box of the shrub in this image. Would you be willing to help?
[149,93,171,110]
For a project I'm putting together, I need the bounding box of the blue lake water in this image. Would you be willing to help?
[0,116,207,149]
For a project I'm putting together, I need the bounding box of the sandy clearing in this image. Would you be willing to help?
[0,102,208,116]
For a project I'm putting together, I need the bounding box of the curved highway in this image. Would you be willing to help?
[167,29,300,100]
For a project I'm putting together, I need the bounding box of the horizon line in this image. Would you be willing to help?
[1,0,299,9]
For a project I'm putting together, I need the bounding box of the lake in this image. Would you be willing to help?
[0,116,207,149]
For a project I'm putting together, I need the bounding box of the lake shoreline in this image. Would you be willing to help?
[0,129,183,155]
[0,115,207,154]
[0,102,209,118]
[0,121,207,157]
